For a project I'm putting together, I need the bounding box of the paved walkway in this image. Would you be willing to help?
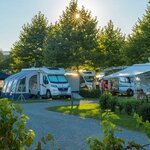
[20,100,149,150]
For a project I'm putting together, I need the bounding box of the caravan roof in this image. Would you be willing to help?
[22,67,65,75]
[104,63,150,79]
[80,71,95,77]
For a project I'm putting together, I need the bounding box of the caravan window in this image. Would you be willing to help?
[17,78,26,92]
[43,76,49,84]
[2,81,8,92]
[48,75,68,83]
[120,77,130,83]
[6,80,13,93]
[11,80,18,93]
[84,76,94,82]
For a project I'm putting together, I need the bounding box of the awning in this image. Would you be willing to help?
[5,70,37,82]
[104,63,150,79]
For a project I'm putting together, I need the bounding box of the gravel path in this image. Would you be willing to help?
[20,100,149,150]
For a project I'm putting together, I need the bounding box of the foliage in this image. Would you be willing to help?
[0,98,60,150]
[124,101,133,115]
[44,0,99,70]
[87,110,125,150]
[137,103,150,121]
[0,98,35,149]
[116,98,140,115]
[87,110,149,150]
[99,92,117,112]
[134,113,150,140]
[125,4,150,65]
[79,89,100,98]
[97,20,126,68]
[0,50,11,72]
[35,133,61,150]
[11,12,48,72]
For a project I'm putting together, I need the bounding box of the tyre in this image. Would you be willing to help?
[127,89,134,96]
[46,90,51,99]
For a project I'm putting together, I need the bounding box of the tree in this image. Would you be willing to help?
[0,50,11,72]
[98,20,126,68]
[11,12,48,72]
[44,0,99,71]
[125,4,150,65]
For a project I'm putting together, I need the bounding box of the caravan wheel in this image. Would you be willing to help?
[127,89,134,96]
[46,90,52,99]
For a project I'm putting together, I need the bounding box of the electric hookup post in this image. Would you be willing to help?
[71,91,74,108]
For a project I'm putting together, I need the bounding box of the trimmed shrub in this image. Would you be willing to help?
[138,103,150,121]
[116,98,141,115]
[99,92,117,112]
[117,101,124,113]
[80,89,101,98]
[124,102,133,115]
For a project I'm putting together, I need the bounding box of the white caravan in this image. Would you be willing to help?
[79,71,96,89]
[2,67,71,99]
[104,63,150,96]
[23,67,71,98]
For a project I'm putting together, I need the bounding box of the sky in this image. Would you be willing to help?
[0,0,149,51]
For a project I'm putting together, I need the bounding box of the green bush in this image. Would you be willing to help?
[80,89,101,98]
[117,101,124,113]
[99,92,117,112]
[124,102,133,115]
[87,110,125,150]
[116,98,141,115]
[138,103,150,121]
[0,98,59,150]
[0,98,35,149]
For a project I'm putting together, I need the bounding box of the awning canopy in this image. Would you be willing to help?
[5,70,36,82]
[104,63,150,79]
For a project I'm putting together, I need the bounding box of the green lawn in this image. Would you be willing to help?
[46,103,144,133]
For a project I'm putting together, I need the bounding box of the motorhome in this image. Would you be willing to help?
[2,67,71,99]
[103,63,150,96]
[79,71,96,89]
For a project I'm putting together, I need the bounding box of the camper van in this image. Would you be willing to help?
[104,63,150,96]
[2,67,71,99]
[134,71,150,98]
[79,71,95,89]
[106,77,134,96]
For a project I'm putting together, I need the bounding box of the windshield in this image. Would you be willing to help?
[84,76,94,82]
[48,75,68,83]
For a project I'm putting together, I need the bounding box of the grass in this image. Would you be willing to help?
[47,104,101,119]
[46,103,144,133]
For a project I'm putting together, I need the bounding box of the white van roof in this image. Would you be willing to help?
[80,71,95,77]
[104,63,150,79]
[22,67,65,74]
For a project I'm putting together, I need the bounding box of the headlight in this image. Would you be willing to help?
[51,84,57,88]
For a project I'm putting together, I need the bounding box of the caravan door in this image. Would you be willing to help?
[29,75,38,95]
[41,75,49,96]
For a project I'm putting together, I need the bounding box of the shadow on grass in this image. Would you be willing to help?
[47,103,101,120]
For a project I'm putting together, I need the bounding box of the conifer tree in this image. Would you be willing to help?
[98,20,126,68]
[11,12,48,72]
[125,4,150,64]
